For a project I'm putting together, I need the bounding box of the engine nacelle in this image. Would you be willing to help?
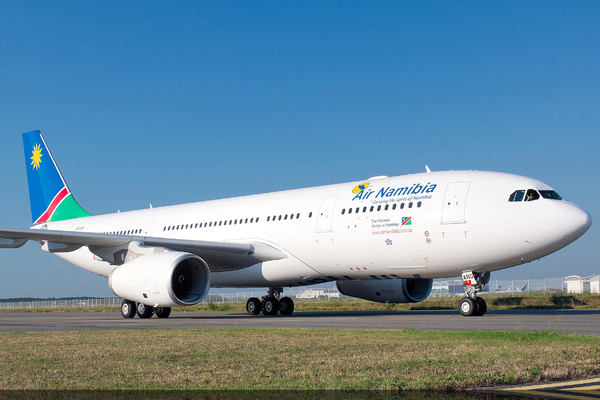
[336,278,433,303]
[108,251,210,307]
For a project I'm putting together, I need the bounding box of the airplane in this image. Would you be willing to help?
[0,130,592,318]
[495,284,528,293]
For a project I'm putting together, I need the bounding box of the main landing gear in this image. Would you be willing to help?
[246,287,295,316]
[459,271,489,317]
[120,299,172,319]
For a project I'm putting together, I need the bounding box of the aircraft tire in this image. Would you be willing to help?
[474,298,487,316]
[137,303,154,319]
[459,297,477,317]
[246,297,262,315]
[279,297,294,315]
[155,307,171,318]
[262,297,279,316]
[121,300,136,318]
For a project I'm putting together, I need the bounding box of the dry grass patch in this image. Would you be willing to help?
[0,329,598,390]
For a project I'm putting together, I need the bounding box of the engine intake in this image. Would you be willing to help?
[336,278,432,303]
[109,252,210,307]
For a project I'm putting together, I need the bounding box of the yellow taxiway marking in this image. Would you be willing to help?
[503,377,600,400]
[503,377,600,391]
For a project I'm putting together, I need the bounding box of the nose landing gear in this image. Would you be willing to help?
[459,271,488,317]
[245,287,295,316]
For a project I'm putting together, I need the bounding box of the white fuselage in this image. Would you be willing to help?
[41,170,591,288]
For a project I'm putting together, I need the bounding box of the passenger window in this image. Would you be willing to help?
[409,202,413,208]
[384,204,389,211]
[284,215,288,220]
[309,212,313,218]
[417,201,422,208]
[508,190,526,202]
[267,216,270,222]
[348,208,352,214]
[392,204,396,210]
[296,213,300,219]
[377,205,381,211]
[525,189,540,201]
[363,207,367,213]
[341,209,345,215]
[400,203,405,209]
[256,217,259,222]
[355,207,359,213]
[250,218,254,223]
[278,215,282,221]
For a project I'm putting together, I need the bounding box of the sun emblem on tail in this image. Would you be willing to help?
[31,144,43,170]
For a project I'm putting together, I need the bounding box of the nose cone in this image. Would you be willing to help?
[558,202,592,242]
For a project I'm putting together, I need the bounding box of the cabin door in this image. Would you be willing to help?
[441,182,471,224]
[316,195,339,233]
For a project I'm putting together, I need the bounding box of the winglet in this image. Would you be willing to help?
[22,130,92,224]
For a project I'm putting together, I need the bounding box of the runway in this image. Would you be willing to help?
[1,308,599,335]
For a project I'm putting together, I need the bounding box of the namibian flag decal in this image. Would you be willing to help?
[402,217,412,226]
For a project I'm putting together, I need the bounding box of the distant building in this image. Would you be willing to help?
[589,275,599,294]
[296,289,340,299]
[564,275,599,294]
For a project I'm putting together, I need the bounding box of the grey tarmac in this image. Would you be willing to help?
[1,308,599,335]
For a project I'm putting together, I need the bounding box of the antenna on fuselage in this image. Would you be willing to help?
[425,165,432,173]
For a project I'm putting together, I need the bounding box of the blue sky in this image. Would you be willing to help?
[0,1,598,298]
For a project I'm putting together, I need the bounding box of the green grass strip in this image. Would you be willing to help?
[0,329,598,390]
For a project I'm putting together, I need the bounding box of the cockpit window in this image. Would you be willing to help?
[508,190,525,202]
[510,189,562,202]
[525,189,539,201]
[539,190,563,200]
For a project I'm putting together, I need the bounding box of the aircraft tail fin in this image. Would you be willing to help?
[520,284,528,292]
[22,130,92,224]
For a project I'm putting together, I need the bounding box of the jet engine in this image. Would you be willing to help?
[336,278,433,303]
[108,251,210,307]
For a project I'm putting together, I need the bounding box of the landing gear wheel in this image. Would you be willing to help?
[121,300,136,318]
[262,297,279,316]
[246,297,262,315]
[155,307,171,318]
[279,297,294,316]
[459,297,477,317]
[137,303,154,319]
[474,298,487,316]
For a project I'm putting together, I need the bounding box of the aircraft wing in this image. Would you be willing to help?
[0,227,287,271]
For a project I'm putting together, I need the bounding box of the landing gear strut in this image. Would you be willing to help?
[246,287,295,316]
[459,271,488,317]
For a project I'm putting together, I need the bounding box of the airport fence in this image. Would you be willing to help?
[0,277,593,310]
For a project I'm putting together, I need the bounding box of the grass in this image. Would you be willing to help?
[0,328,598,390]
